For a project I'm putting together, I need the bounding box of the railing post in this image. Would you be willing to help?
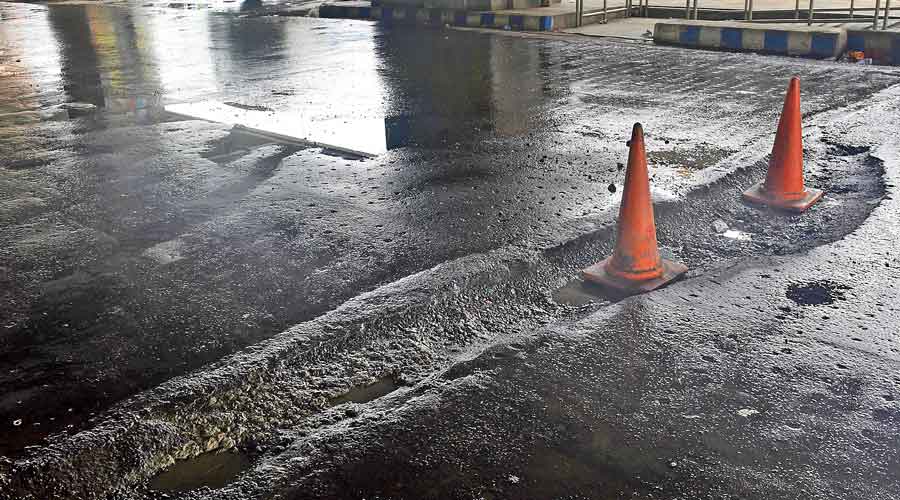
[744,0,749,20]
[603,0,607,23]
[807,0,814,25]
[874,0,881,29]
[685,0,691,18]
[747,0,753,20]
[794,0,800,19]
[884,0,892,29]
[849,0,855,18]
[693,0,699,19]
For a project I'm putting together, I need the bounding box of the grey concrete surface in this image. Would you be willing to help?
[564,17,658,39]
[1,1,900,499]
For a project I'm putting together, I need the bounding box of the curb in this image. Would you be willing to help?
[319,1,628,31]
[654,21,846,60]
[320,4,558,30]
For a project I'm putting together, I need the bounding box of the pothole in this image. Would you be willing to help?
[149,450,252,493]
[786,281,849,306]
[330,376,400,406]
[822,140,870,157]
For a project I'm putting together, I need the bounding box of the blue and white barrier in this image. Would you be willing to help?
[654,21,846,60]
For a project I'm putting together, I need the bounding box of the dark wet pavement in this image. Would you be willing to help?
[2,1,900,498]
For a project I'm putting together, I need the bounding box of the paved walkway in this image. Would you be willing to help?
[563,16,658,38]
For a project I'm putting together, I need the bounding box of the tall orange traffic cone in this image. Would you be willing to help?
[582,123,687,295]
[742,76,823,212]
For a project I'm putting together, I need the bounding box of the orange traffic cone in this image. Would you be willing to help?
[742,76,823,212]
[582,123,687,294]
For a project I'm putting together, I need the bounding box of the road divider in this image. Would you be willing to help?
[653,20,846,60]
[319,1,562,31]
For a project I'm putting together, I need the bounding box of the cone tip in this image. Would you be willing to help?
[630,123,644,142]
[789,76,800,88]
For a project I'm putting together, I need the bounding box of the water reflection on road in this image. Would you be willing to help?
[0,1,558,456]
[3,2,556,146]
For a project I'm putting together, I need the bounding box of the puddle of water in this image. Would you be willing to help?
[524,417,676,498]
[149,450,251,493]
[553,259,689,305]
[330,376,399,406]
[166,101,390,157]
[786,281,849,306]
[552,278,605,306]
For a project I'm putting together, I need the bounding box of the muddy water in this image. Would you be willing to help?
[149,450,252,493]
[331,376,400,406]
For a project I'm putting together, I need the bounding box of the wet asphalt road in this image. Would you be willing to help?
[206,91,900,500]
[2,1,900,498]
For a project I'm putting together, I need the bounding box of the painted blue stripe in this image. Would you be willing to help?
[810,33,836,57]
[721,28,742,50]
[429,8,441,24]
[847,33,866,51]
[764,31,788,52]
[510,15,524,29]
[359,6,371,17]
[454,10,466,25]
[679,26,700,45]
[893,37,900,64]
[382,6,393,22]
[481,13,494,26]
[539,15,553,31]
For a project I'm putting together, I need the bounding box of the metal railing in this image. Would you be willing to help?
[739,7,896,29]
[571,1,896,30]
[739,1,896,28]
[575,0,632,26]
